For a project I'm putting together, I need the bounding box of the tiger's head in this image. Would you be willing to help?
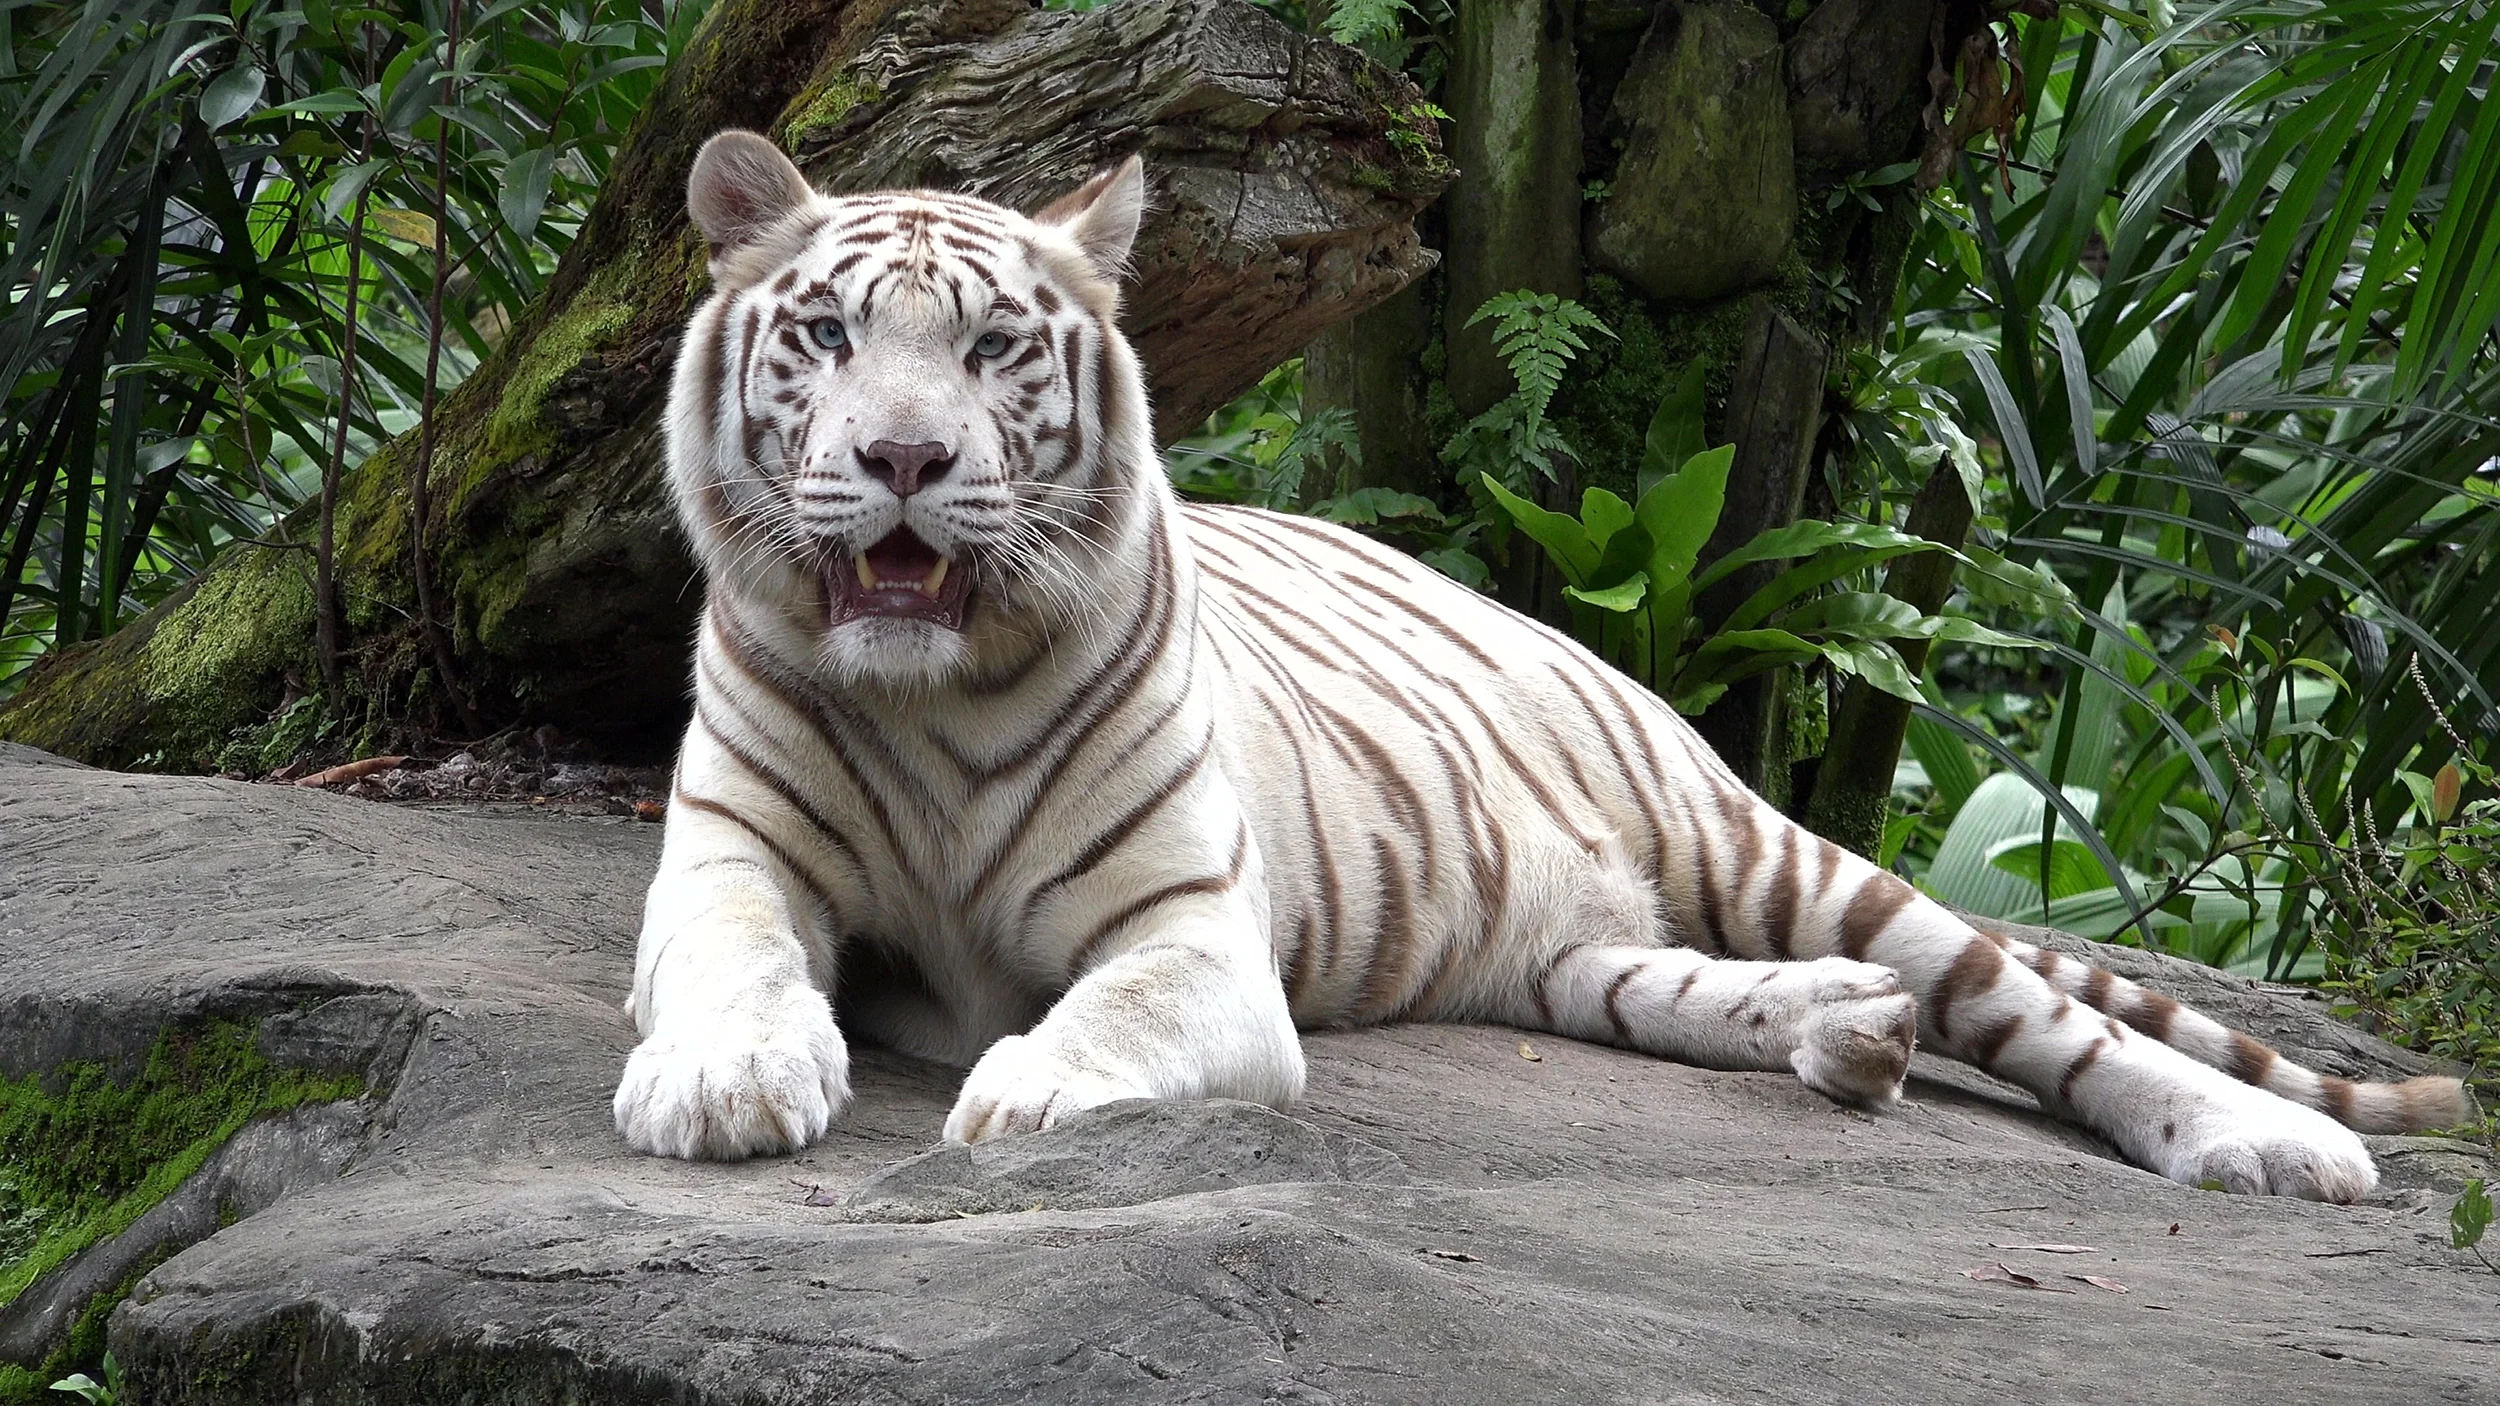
[667,130,1154,687]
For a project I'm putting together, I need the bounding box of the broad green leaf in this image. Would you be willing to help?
[1566,574,1649,612]
[364,206,438,247]
[1581,487,1635,554]
[1633,443,1734,588]
[1312,487,1441,525]
[1779,591,1923,639]
[2450,1180,2490,1251]
[1959,547,2077,617]
[1639,355,1709,498]
[1963,345,2043,508]
[1986,836,2118,903]
[1921,617,2042,650]
[1905,710,1982,816]
[1720,544,1944,633]
[1925,773,2103,918]
[499,145,558,241]
[1817,638,1921,702]
[2042,304,2097,480]
[198,63,263,131]
[1689,519,1941,593]
[1678,628,1823,689]
[1479,472,1597,585]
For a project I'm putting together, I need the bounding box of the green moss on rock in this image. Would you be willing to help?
[0,1018,365,1394]
[780,71,884,152]
[484,262,640,472]
[0,544,317,771]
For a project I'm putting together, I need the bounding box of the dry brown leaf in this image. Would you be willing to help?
[2070,1275,2127,1294]
[1991,1242,2098,1254]
[1964,1262,2075,1293]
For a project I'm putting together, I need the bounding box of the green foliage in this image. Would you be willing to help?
[2321,732,2500,1073]
[1481,363,2025,714]
[1442,291,1614,493]
[0,0,705,695]
[47,1354,119,1404]
[1863,0,2499,1034]
[0,1020,365,1391]
[2455,1180,2495,1272]
[1169,359,1496,587]
[1166,360,1359,511]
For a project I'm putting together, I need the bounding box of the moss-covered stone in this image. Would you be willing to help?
[1587,0,1796,303]
[0,1020,363,1398]
[0,543,318,771]
[1550,274,1753,500]
[482,263,643,473]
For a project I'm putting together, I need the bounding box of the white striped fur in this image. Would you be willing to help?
[613,132,2465,1199]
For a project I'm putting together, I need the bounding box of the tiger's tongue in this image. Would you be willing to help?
[830,526,966,629]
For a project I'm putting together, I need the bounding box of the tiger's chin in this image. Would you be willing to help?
[809,526,980,687]
[816,616,976,689]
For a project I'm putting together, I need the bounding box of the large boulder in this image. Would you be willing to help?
[0,747,2491,1403]
[1586,0,1796,304]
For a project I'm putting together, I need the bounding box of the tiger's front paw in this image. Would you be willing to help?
[1788,959,1917,1107]
[613,987,851,1160]
[942,1034,1152,1144]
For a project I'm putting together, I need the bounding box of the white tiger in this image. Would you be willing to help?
[614,131,2464,1200]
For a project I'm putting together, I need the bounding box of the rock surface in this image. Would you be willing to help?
[1,747,2494,1404]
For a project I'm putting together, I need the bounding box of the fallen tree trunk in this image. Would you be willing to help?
[0,0,1446,770]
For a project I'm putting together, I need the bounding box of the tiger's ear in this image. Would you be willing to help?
[687,130,816,258]
[1032,154,1145,282]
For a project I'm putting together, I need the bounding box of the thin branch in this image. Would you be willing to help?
[318,28,382,704]
[412,0,485,736]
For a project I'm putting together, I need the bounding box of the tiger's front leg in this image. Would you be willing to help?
[943,820,1305,1143]
[614,778,853,1161]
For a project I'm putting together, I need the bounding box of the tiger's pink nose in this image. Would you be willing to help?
[858,440,954,497]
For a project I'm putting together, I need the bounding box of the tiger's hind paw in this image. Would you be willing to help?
[1788,961,1917,1107]
[2163,1099,2378,1202]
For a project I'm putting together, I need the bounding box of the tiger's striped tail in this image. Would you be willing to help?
[1990,927,2468,1135]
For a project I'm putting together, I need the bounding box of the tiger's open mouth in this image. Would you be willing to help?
[828,526,971,631]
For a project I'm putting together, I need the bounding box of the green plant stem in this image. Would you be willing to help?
[316,34,381,706]
[413,0,485,738]
[1804,452,1977,853]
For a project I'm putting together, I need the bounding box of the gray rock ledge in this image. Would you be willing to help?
[0,748,2492,1404]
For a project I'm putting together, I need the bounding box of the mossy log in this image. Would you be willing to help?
[0,0,1448,770]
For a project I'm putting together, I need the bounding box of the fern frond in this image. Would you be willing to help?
[1322,0,1415,50]
[1463,291,1613,430]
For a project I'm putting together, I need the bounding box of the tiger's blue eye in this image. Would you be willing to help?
[808,318,847,351]
[972,330,1011,359]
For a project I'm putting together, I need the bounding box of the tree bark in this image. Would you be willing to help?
[1302,279,1441,500]
[1688,296,1828,803]
[0,0,1448,769]
[1443,0,1583,419]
